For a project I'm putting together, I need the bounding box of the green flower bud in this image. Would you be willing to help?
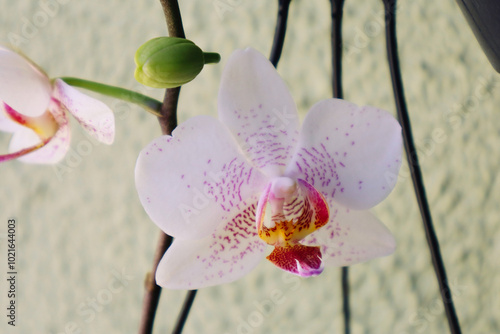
[134,37,220,88]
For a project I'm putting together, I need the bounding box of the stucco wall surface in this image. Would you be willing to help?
[0,0,499,333]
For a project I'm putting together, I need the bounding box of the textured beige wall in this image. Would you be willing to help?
[1,0,499,333]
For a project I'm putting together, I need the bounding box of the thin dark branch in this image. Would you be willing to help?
[138,1,194,334]
[157,0,184,134]
[138,87,180,334]
[330,0,345,99]
[172,291,198,334]
[139,233,173,334]
[330,1,349,333]
[341,268,350,334]
[381,1,462,333]
[158,88,180,135]
[269,0,292,67]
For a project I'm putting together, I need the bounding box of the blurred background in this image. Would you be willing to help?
[0,0,499,333]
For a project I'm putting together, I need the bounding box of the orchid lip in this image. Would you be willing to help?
[266,244,324,277]
[257,178,330,247]
[296,257,324,277]
[256,177,330,276]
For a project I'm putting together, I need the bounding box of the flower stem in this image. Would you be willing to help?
[330,1,349,333]
[138,2,196,334]
[58,77,163,116]
[159,0,185,39]
[269,0,292,68]
[172,290,198,334]
[330,0,344,99]
[138,233,173,334]
[381,1,462,333]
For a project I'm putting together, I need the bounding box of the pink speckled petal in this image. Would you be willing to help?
[135,115,269,240]
[218,48,300,178]
[286,98,402,210]
[301,202,396,267]
[0,47,51,117]
[54,79,115,144]
[10,99,70,164]
[155,202,267,289]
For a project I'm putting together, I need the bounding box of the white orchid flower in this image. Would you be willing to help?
[0,47,114,164]
[135,48,402,289]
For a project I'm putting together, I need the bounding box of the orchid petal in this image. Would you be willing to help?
[218,48,300,177]
[0,47,51,117]
[286,99,402,210]
[156,202,267,289]
[8,100,70,164]
[53,79,115,144]
[302,202,396,267]
[135,115,269,240]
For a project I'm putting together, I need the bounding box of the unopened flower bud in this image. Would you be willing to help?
[134,37,220,88]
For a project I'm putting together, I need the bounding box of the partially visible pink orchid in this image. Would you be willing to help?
[135,48,402,289]
[0,47,114,164]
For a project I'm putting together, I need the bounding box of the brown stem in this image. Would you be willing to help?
[138,1,186,334]
[159,0,186,38]
[158,88,180,135]
[138,233,173,334]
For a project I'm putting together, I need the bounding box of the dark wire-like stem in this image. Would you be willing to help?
[381,1,462,333]
[172,290,198,334]
[330,0,344,99]
[158,88,180,135]
[138,1,197,334]
[269,0,292,67]
[330,1,349,333]
[139,233,173,334]
[341,267,350,334]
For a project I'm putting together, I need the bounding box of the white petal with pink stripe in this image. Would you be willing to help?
[218,48,300,178]
[135,115,269,240]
